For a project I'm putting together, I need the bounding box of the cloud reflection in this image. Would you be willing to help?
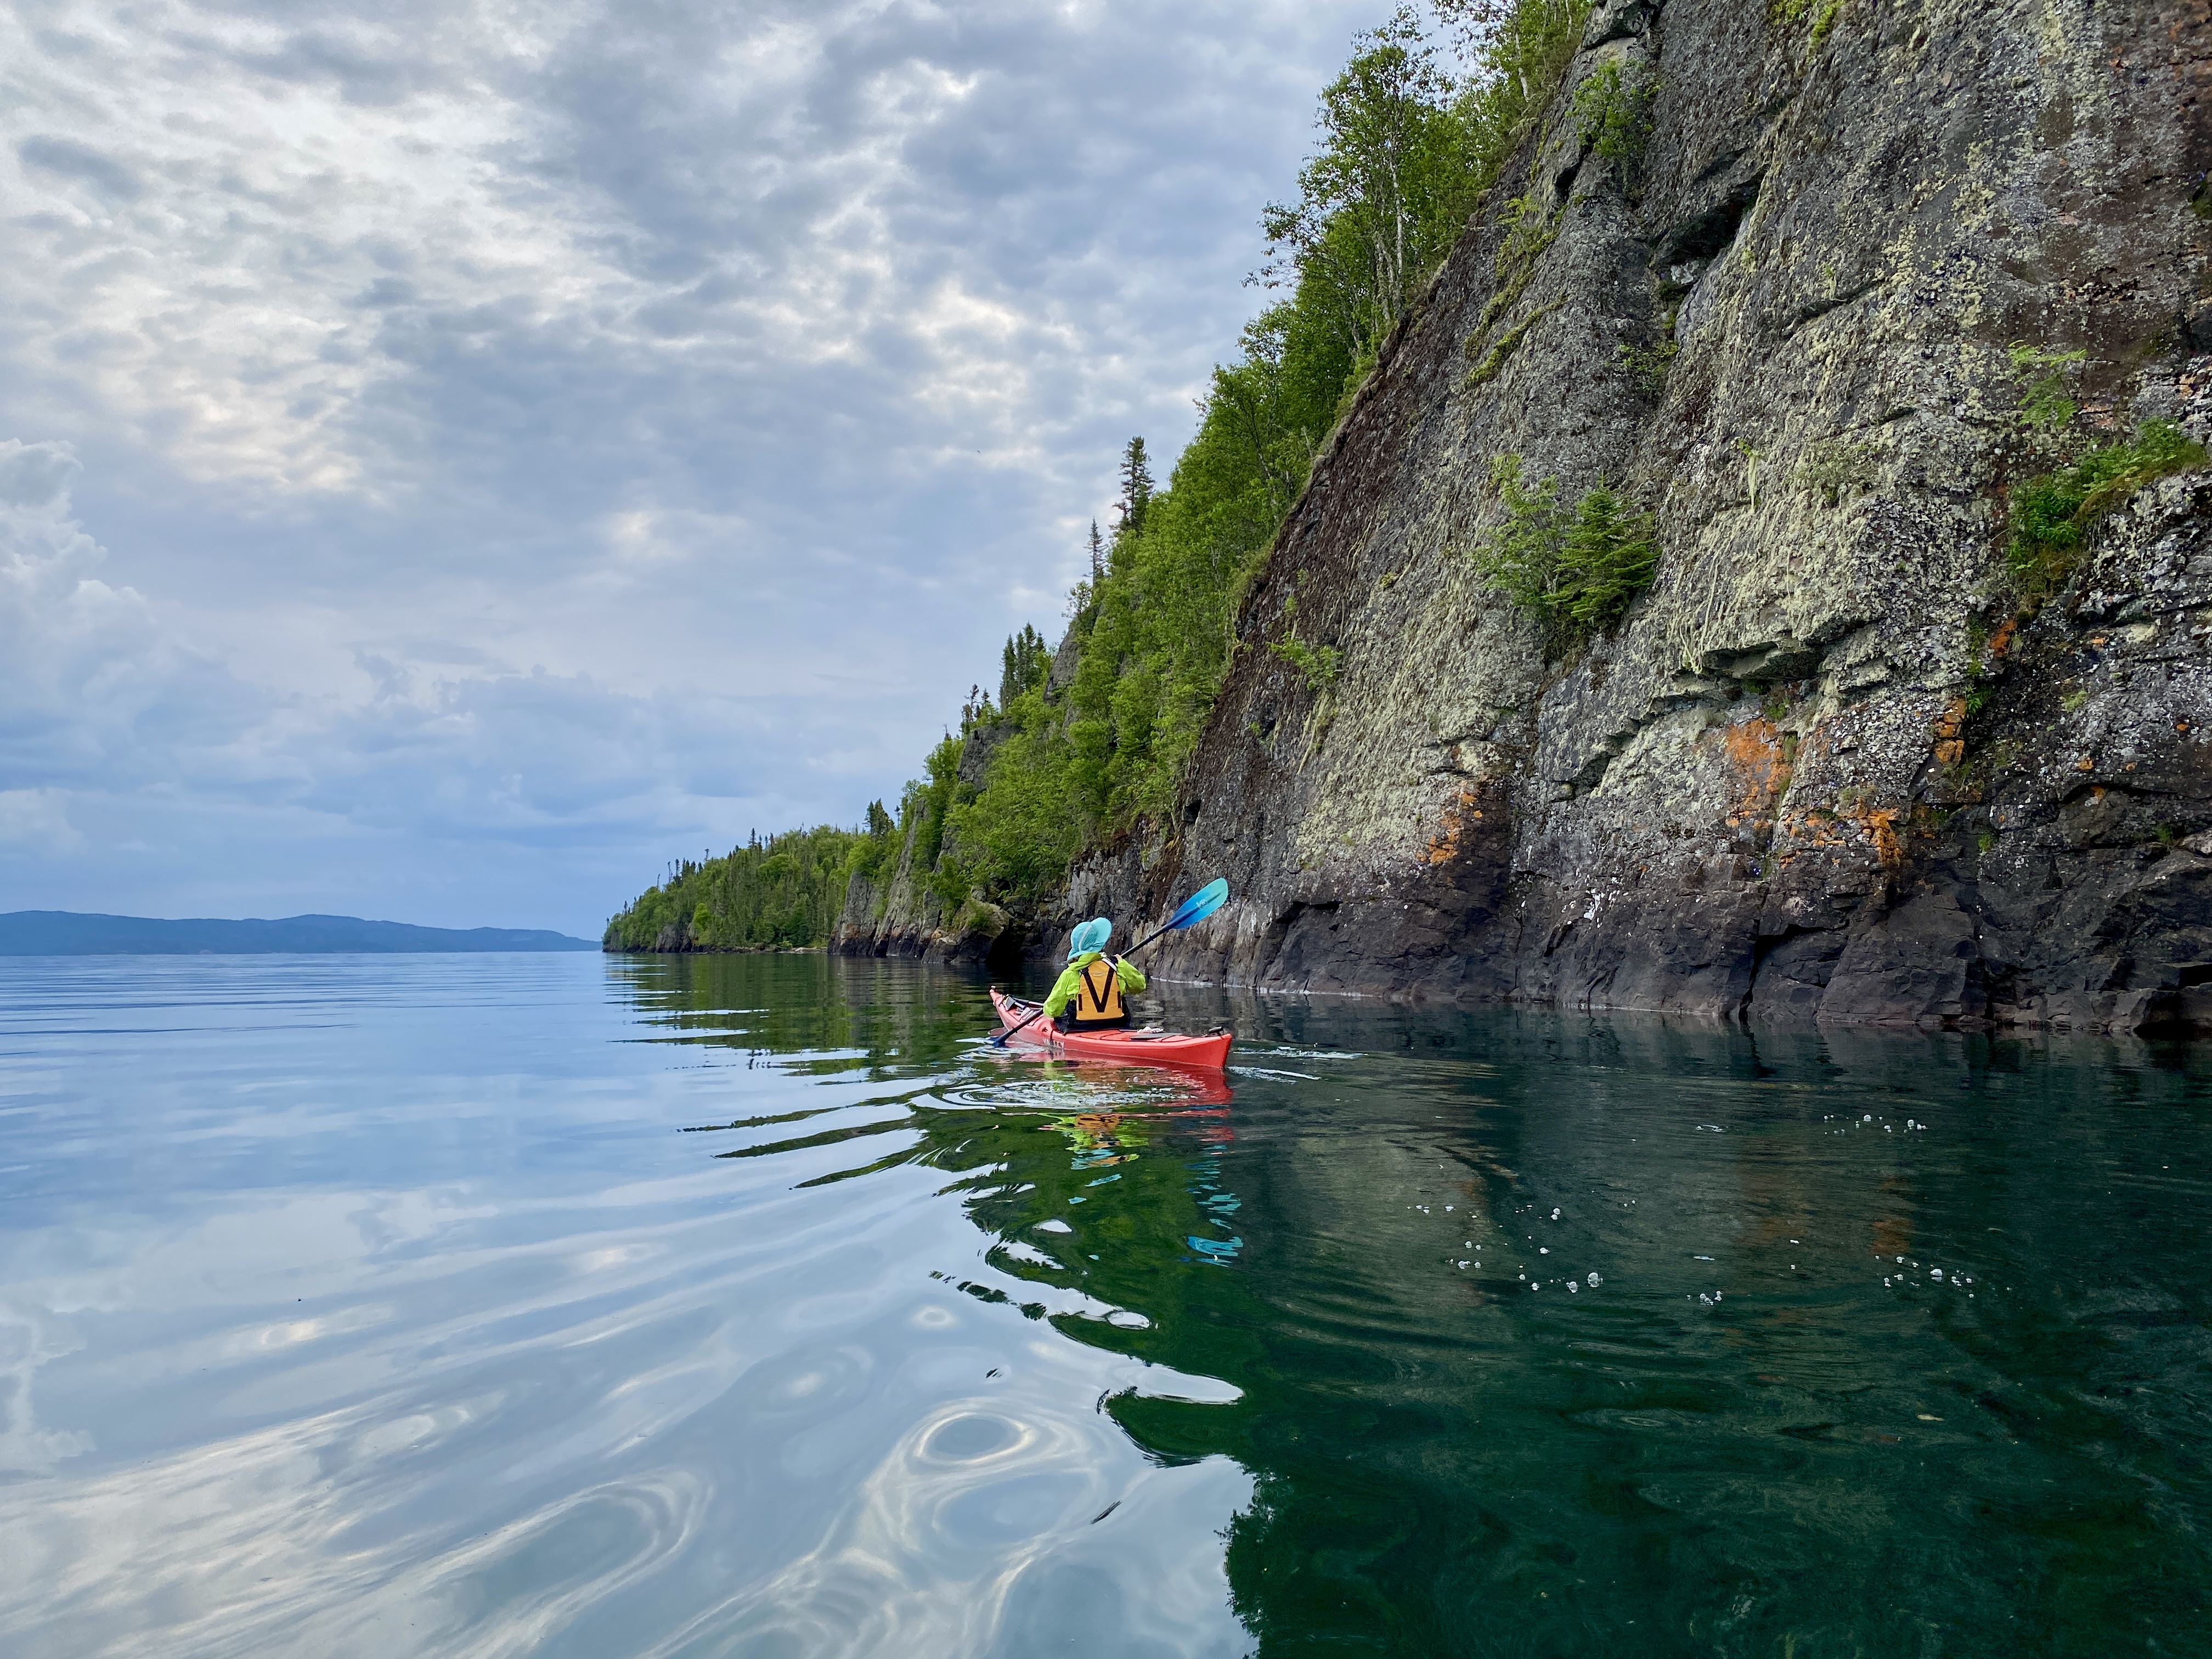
[639,1397,1248,1658]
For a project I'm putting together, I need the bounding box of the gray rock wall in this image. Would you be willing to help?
[1076,0,2212,1033]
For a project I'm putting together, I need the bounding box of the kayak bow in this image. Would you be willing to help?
[989,988,1233,1071]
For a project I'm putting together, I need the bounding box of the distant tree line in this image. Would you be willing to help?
[603,820,894,951]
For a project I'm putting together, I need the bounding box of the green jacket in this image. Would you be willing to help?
[1043,951,1147,1017]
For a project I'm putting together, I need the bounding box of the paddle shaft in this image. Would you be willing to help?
[1119,922,1180,960]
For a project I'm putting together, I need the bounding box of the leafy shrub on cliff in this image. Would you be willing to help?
[1472,455,1658,647]
[1572,60,1657,193]
[604,825,866,951]
[2008,342,2086,432]
[1771,0,1845,43]
[1616,334,1677,397]
[2008,420,2207,597]
[1271,634,1343,693]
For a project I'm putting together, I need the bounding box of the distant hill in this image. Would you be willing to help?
[0,911,600,955]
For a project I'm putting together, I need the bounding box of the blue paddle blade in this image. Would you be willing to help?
[1166,878,1229,929]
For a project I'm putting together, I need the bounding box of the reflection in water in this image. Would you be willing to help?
[1,952,2208,1656]
[636,956,2212,1658]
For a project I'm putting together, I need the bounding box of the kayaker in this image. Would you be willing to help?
[1043,917,1147,1032]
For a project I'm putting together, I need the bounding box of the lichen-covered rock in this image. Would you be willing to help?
[1082,0,2212,1034]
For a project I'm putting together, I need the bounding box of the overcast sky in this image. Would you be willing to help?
[0,0,1388,935]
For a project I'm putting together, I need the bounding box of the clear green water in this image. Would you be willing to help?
[2,953,2208,1657]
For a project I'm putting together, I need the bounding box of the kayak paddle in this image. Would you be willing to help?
[990,878,1231,1047]
[1120,877,1229,960]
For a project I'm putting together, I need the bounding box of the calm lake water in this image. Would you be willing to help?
[1,953,2208,1657]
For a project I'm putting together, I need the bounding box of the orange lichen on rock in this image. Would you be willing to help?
[1725,718,1788,815]
[1927,697,1970,768]
[1850,804,1905,869]
[1423,788,1481,865]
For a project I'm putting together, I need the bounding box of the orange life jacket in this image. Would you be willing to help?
[1071,958,1125,1024]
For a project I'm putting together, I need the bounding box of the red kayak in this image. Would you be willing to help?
[989,988,1233,1071]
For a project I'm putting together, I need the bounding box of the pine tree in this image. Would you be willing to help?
[1115,437,1154,540]
[998,624,1049,706]
[1087,519,1105,585]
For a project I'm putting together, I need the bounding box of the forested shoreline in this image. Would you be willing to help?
[602,819,894,952]
[607,0,1595,953]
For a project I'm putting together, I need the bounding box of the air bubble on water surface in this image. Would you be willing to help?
[1550,1208,1561,1220]
[1539,1247,1549,1254]
[1586,1272,1601,1287]
[1567,1282,1578,1292]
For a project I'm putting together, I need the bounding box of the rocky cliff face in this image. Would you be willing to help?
[848,0,2212,1034]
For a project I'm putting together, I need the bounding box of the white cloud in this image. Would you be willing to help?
[0,789,83,854]
[0,437,261,788]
